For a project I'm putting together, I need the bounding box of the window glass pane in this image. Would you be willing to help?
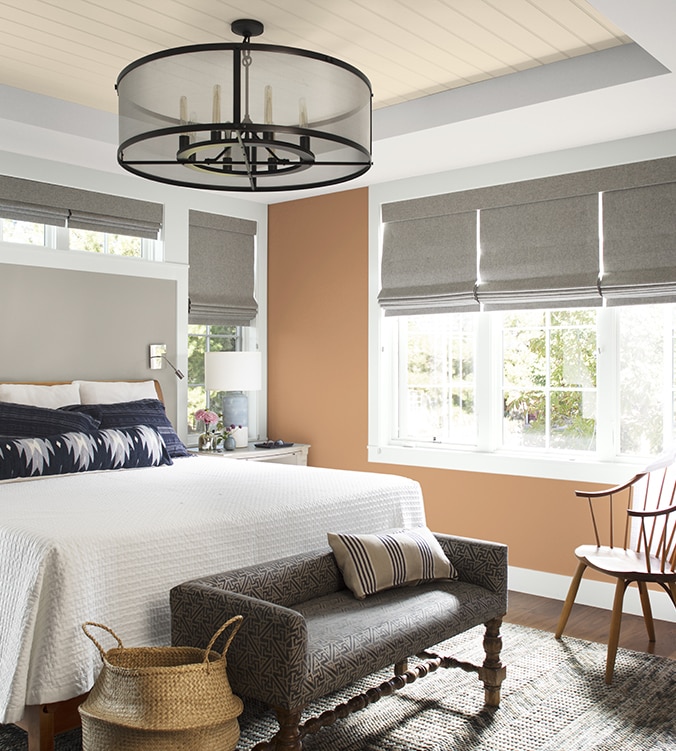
[618,305,667,456]
[502,309,596,452]
[503,391,546,449]
[2,219,44,244]
[108,234,142,257]
[187,324,241,437]
[400,314,476,445]
[187,385,206,433]
[70,228,104,253]
[550,390,596,450]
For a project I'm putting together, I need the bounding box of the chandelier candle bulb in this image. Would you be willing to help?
[264,85,273,125]
[299,97,308,128]
[212,84,221,123]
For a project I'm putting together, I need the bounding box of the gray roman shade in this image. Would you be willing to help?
[478,194,601,310]
[379,203,478,315]
[601,181,676,305]
[378,156,676,315]
[188,210,258,326]
[0,175,162,238]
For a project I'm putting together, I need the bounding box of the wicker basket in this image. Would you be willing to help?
[79,617,244,751]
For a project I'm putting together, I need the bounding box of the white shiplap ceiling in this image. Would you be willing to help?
[0,0,630,114]
[0,1,675,202]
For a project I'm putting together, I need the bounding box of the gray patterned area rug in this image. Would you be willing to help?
[2,622,674,750]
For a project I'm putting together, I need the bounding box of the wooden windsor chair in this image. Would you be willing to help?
[555,450,676,683]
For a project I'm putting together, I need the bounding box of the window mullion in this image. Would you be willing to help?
[662,306,672,446]
[476,311,495,451]
[596,307,617,460]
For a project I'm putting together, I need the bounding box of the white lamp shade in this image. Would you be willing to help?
[205,351,262,392]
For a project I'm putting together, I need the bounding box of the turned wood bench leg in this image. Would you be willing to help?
[252,706,304,751]
[478,617,507,707]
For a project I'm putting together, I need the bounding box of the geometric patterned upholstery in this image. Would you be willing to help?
[170,533,508,711]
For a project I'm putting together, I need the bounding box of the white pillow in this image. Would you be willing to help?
[0,382,81,408]
[75,380,158,404]
[328,527,457,600]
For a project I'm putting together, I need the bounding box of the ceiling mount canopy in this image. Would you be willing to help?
[115,19,373,192]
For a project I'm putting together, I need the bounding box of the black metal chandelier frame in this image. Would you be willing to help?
[115,20,373,192]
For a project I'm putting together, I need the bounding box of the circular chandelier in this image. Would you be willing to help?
[116,19,373,192]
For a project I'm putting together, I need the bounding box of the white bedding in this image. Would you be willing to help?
[0,456,425,724]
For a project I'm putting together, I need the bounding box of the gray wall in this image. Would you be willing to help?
[0,263,179,423]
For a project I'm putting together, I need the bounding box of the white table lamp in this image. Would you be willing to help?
[204,351,262,447]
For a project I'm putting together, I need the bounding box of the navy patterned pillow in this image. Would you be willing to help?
[0,401,101,438]
[0,425,173,481]
[64,399,190,458]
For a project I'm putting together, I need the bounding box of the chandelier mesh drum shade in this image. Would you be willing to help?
[116,20,373,192]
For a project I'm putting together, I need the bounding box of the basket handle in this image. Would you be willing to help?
[82,621,124,659]
[203,615,244,662]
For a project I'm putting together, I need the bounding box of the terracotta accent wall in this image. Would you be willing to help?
[268,188,600,578]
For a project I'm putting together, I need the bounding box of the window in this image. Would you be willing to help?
[0,218,160,260]
[187,324,240,437]
[69,228,143,257]
[1,218,45,245]
[373,157,676,481]
[377,304,676,478]
[398,313,477,446]
[501,310,597,452]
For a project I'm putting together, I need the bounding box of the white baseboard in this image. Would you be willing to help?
[509,566,676,623]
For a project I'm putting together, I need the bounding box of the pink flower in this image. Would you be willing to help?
[194,409,219,425]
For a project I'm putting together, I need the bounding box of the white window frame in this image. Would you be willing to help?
[0,219,162,261]
[370,306,664,485]
[367,178,673,486]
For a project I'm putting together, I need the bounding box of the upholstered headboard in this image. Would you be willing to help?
[0,379,164,404]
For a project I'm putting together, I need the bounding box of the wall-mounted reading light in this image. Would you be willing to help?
[149,344,185,379]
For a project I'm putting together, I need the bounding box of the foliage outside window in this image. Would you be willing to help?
[1,219,45,245]
[187,324,240,436]
[401,314,477,446]
[390,304,676,462]
[0,219,158,259]
[502,310,597,452]
[69,228,142,257]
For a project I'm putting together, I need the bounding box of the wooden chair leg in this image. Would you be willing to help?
[667,581,676,608]
[555,561,587,639]
[478,617,506,707]
[636,581,656,642]
[606,578,628,684]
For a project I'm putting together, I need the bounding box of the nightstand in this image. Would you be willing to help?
[193,443,310,466]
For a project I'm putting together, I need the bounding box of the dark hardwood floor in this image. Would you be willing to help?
[505,590,676,660]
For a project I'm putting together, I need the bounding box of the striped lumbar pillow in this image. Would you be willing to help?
[327,527,457,600]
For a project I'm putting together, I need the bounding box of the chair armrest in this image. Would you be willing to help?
[628,502,676,518]
[170,581,308,707]
[434,533,508,598]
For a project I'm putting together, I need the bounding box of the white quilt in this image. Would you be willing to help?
[0,456,425,724]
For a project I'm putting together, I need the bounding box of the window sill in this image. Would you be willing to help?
[367,443,646,485]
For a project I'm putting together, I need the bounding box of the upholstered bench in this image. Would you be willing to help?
[170,531,508,751]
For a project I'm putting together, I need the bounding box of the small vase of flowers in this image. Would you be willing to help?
[220,423,242,451]
[195,409,219,451]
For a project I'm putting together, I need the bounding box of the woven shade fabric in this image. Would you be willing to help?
[601,181,676,305]
[377,156,676,315]
[478,194,601,310]
[378,208,478,315]
[188,210,258,326]
[0,175,162,238]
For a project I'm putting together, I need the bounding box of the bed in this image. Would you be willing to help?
[0,380,426,749]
